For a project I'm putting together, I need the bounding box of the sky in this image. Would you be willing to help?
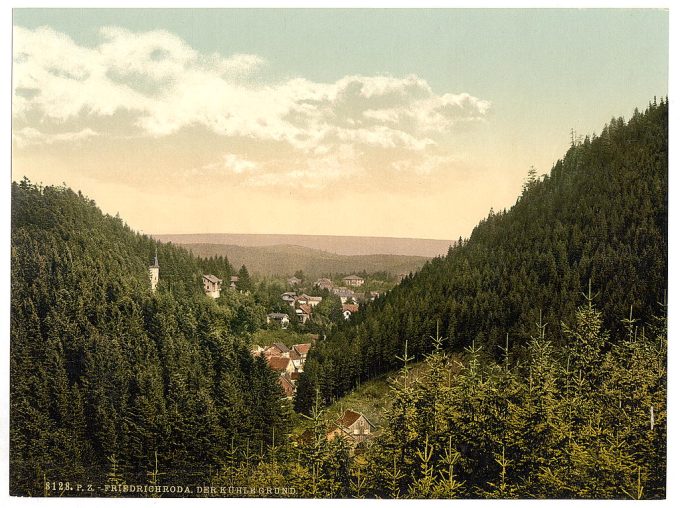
[11,8,669,240]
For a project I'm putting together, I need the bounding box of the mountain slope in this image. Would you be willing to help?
[177,243,428,277]
[298,99,668,406]
[10,181,288,495]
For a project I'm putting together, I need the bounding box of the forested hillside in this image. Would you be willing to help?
[10,180,290,495]
[297,99,667,405]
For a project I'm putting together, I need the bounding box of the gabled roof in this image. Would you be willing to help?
[203,274,222,283]
[343,275,364,280]
[293,343,311,355]
[267,355,291,371]
[336,409,376,430]
[298,304,312,315]
[230,275,240,282]
[342,304,359,313]
[272,342,290,353]
[289,349,301,361]
[279,375,295,397]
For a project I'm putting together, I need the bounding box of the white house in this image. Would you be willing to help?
[203,274,222,298]
[343,275,365,287]
[267,312,290,328]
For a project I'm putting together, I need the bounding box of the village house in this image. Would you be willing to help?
[327,410,376,445]
[369,291,381,301]
[203,274,222,299]
[278,374,296,399]
[266,354,295,375]
[296,304,312,324]
[287,276,302,287]
[302,294,323,307]
[397,273,408,283]
[343,274,365,287]
[266,312,290,328]
[314,278,334,291]
[264,342,291,357]
[333,287,356,304]
[292,343,311,360]
[342,303,359,320]
[281,292,297,306]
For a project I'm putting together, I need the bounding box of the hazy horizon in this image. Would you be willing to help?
[153,232,454,257]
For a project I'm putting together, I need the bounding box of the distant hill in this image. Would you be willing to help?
[152,233,453,258]
[175,243,428,278]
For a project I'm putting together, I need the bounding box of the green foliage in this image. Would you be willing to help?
[10,181,289,495]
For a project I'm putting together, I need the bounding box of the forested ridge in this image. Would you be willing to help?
[10,180,291,495]
[297,99,668,406]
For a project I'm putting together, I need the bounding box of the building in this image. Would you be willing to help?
[292,343,312,359]
[266,355,295,375]
[342,303,359,320]
[264,342,290,357]
[267,312,290,328]
[314,278,334,291]
[149,251,159,292]
[397,273,409,283]
[281,292,297,306]
[299,294,322,307]
[343,275,365,287]
[279,375,295,399]
[296,304,312,324]
[203,274,222,298]
[328,410,376,444]
[333,287,356,304]
[287,276,302,287]
[229,275,239,290]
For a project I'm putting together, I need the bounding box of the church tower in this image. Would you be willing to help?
[149,248,159,292]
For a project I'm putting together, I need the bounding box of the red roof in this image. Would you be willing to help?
[342,304,359,313]
[298,303,312,315]
[336,409,375,430]
[267,356,291,371]
[294,343,311,355]
[337,410,362,427]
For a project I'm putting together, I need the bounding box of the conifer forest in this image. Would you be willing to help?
[10,100,667,498]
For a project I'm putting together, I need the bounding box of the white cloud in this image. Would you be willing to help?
[13,25,491,188]
[12,126,99,148]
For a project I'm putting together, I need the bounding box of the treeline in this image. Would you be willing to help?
[296,98,668,408]
[10,180,289,495]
